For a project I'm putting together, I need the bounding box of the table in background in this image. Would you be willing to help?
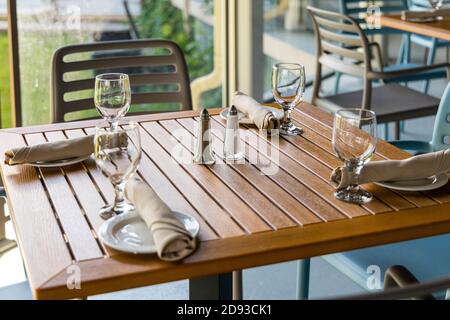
[1,104,450,299]
[380,14,450,41]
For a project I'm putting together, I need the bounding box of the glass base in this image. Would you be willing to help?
[223,152,244,161]
[280,122,303,136]
[334,187,373,204]
[99,201,135,220]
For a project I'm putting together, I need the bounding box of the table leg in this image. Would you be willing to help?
[232,270,243,300]
[296,259,311,300]
[189,272,233,300]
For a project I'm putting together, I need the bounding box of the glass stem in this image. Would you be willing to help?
[111,120,119,132]
[346,160,363,192]
[113,181,126,209]
[283,107,292,126]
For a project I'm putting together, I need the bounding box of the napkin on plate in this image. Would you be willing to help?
[402,9,450,21]
[5,135,96,166]
[232,91,282,131]
[5,132,127,166]
[125,179,197,262]
[330,149,450,189]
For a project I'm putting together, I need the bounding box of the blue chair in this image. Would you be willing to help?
[296,83,450,300]
[408,0,450,94]
[389,81,450,154]
[336,0,447,96]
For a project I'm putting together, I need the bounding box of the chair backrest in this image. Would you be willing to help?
[308,6,374,108]
[340,0,408,35]
[431,82,450,151]
[51,39,192,123]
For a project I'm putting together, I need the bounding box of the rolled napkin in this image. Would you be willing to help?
[125,179,197,262]
[5,132,127,166]
[402,9,450,21]
[232,91,281,131]
[331,149,450,189]
[5,135,95,166]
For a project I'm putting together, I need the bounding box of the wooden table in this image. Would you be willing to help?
[1,104,450,300]
[380,14,450,41]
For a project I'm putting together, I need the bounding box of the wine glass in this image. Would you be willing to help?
[94,121,141,219]
[272,63,305,136]
[332,109,377,204]
[94,73,131,131]
[429,0,444,10]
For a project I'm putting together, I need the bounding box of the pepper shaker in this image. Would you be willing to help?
[223,105,243,161]
[193,108,215,165]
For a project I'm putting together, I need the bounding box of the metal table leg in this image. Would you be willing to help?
[189,272,233,300]
[296,259,311,300]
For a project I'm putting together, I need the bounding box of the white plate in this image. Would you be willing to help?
[374,173,449,191]
[98,211,200,254]
[27,155,91,168]
[220,107,283,125]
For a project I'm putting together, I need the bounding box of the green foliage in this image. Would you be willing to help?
[0,33,11,128]
[137,0,213,81]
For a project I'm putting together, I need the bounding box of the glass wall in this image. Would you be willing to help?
[261,0,338,101]
[0,0,10,128]
[12,0,222,126]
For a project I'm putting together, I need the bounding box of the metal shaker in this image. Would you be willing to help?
[193,108,215,165]
[223,105,243,161]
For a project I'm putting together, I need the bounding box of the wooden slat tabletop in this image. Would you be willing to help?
[1,103,450,299]
[380,14,450,42]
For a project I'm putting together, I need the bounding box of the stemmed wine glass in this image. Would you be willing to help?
[272,63,305,136]
[94,121,141,219]
[332,109,377,204]
[94,73,131,131]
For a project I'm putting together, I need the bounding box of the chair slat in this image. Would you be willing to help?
[314,15,359,33]
[62,73,182,93]
[319,27,362,46]
[62,55,176,73]
[319,55,365,77]
[322,40,366,61]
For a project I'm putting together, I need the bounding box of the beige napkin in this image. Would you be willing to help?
[232,91,281,131]
[402,9,450,20]
[5,135,96,166]
[125,179,197,262]
[331,149,450,189]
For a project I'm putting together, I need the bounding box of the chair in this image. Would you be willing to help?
[407,0,450,94]
[335,0,408,94]
[332,265,450,300]
[389,81,450,154]
[51,39,192,123]
[308,6,449,140]
[336,0,448,96]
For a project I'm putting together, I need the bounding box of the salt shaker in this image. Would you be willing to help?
[193,108,215,165]
[223,105,243,161]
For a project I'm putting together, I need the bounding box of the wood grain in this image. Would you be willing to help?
[24,132,104,261]
[159,119,298,230]
[0,104,449,299]
[0,133,73,292]
[380,14,450,42]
